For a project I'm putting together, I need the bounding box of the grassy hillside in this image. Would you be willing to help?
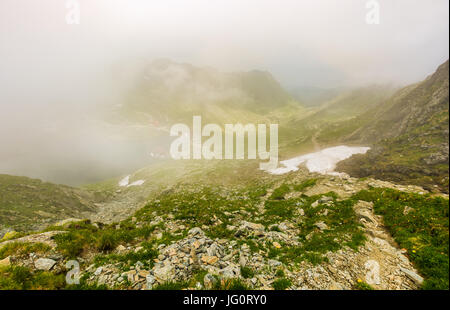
[0,174,98,232]
[336,61,449,192]
[1,162,447,290]
[110,59,300,126]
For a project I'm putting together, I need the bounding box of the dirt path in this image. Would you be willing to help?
[311,125,321,151]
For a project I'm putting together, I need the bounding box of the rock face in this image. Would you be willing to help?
[34,258,57,271]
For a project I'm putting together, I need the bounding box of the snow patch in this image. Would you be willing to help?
[118,175,145,187]
[118,175,130,187]
[266,145,370,175]
[127,180,145,187]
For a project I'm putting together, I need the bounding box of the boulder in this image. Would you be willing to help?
[153,264,175,282]
[203,273,217,289]
[314,221,328,231]
[35,258,57,271]
[400,268,424,285]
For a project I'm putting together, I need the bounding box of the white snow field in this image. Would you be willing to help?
[118,175,130,187]
[266,145,370,175]
[118,175,145,187]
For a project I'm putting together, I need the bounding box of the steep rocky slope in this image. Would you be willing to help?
[336,61,449,192]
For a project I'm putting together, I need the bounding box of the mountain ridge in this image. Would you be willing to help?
[336,60,449,192]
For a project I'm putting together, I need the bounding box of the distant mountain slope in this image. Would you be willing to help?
[309,85,397,124]
[0,174,98,232]
[289,86,343,107]
[278,85,396,156]
[337,60,449,192]
[111,59,298,125]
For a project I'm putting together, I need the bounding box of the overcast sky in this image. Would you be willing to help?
[0,0,448,94]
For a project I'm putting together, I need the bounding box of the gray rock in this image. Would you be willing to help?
[220,264,240,278]
[354,201,376,223]
[146,274,155,289]
[34,258,57,271]
[239,252,247,267]
[94,267,103,276]
[314,221,328,231]
[204,273,217,289]
[188,227,204,236]
[153,264,175,282]
[98,274,107,285]
[207,244,218,257]
[319,196,333,203]
[240,221,265,231]
[278,223,289,231]
[400,268,424,285]
[268,259,282,267]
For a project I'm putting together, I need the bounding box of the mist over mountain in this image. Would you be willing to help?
[112,59,296,125]
[0,60,301,185]
[337,60,449,192]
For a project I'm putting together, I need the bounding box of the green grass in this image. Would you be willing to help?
[153,281,189,290]
[93,242,157,270]
[0,242,51,260]
[52,219,159,259]
[272,278,291,290]
[240,266,255,279]
[354,188,449,290]
[0,174,95,232]
[213,278,250,290]
[270,184,291,200]
[354,281,375,290]
[0,265,66,290]
[264,192,366,265]
[275,269,285,277]
[293,178,318,192]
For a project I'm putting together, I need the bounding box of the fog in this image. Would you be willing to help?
[0,0,448,185]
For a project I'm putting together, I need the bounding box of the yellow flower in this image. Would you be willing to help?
[412,250,416,253]
[357,279,362,283]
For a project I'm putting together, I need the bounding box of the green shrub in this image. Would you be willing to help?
[0,266,65,290]
[270,184,291,200]
[293,178,318,192]
[153,281,189,290]
[215,278,250,290]
[96,231,118,253]
[275,269,285,277]
[272,278,291,290]
[0,242,51,259]
[240,266,255,279]
[354,281,374,290]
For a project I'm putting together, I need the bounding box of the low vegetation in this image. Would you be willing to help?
[354,188,449,290]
